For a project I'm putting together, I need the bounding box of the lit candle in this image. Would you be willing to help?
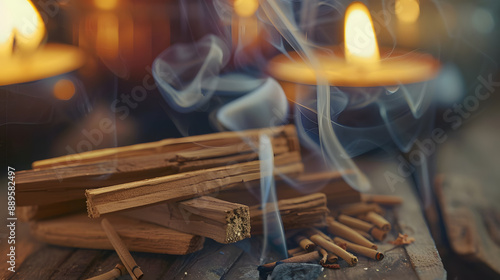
[267,2,440,88]
[0,0,85,86]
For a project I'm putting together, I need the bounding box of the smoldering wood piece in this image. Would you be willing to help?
[249,193,329,234]
[124,196,251,244]
[86,154,303,218]
[29,214,205,255]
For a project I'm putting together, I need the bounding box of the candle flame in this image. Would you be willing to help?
[0,0,46,57]
[344,2,380,65]
[234,0,259,18]
[395,0,420,24]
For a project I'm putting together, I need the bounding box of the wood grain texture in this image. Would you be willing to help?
[29,214,205,255]
[32,125,299,168]
[86,154,303,217]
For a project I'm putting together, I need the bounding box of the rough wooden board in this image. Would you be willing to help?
[0,223,41,280]
[76,251,120,280]
[48,249,103,280]
[8,245,76,280]
[435,174,500,275]
[127,252,177,280]
[159,240,242,279]
[435,114,500,276]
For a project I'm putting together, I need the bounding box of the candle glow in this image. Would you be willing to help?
[0,0,46,57]
[395,0,420,24]
[344,2,380,66]
[0,0,85,86]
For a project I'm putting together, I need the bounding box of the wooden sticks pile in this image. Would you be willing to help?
[259,198,401,275]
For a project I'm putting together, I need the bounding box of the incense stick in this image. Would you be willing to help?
[101,218,144,280]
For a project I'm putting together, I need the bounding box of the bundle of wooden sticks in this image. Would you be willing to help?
[15,125,402,278]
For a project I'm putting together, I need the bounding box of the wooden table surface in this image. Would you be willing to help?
[0,157,446,280]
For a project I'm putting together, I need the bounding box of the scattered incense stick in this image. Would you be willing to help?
[307,231,358,266]
[327,253,339,264]
[359,211,391,231]
[333,237,384,261]
[295,235,316,252]
[86,264,127,280]
[258,251,321,273]
[361,194,403,205]
[370,227,388,241]
[335,203,383,216]
[337,214,373,232]
[353,228,375,241]
[101,218,144,280]
[326,217,377,249]
[318,247,328,265]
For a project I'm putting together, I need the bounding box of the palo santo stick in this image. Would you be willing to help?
[333,237,384,261]
[359,211,391,231]
[326,217,377,249]
[250,193,328,234]
[307,231,358,266]
[33,125,300,168]
[17,199,86,221]
[30,213,204,254]
[18,126,299,206]
[333,203,383,216]
[361,194,403,205]
[318,247,328,265]
[101,218,144,280]
[295,235,316,252]
[287,247,303,255]
[337,214,373,232]
[86,155,303,217]
[124,196,250,244]
[86,264,127,280]
[258,251,321,272]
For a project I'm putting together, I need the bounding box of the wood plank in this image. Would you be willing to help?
[49,249,104,280]
[167,240,244,280]
[8,245,76,280]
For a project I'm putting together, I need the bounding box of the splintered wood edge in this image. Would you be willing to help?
[86,190,100,218]
[224,205,251,243]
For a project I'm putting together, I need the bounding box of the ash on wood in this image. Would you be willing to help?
[124,196,250,244]
[30,214,205,255]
